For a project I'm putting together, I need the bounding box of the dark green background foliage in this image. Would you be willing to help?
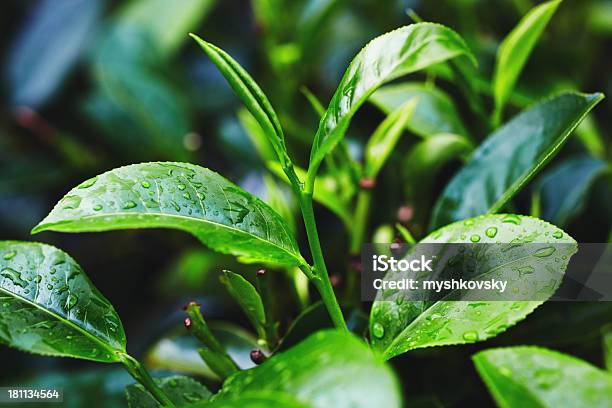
[1,0,612,407]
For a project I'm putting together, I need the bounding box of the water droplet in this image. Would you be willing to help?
[462,331,479,342]
[168,379,179,388]
[35,275,42,283]
[470,234,481,242]
[78,177,98,189]
[534,368,560,389]
[3,251,17,260]
[66,294,78,310]
[182,192,191,200]
[123,201,137,209]
[183,393,202,403]
[517,266,535,276]
[463,219,474,226]
[93,204,103,211]
[1,268,27,288]
[141,181,151,188]
[177,184,186,191]
[171,201,181,212]
[552,231,563,239]
[502,214,521,225]
[196,192,205,200]
[46,284,54,290]
[372,322,385,338]
[485,227,498,238]
[62,195,82,210]
[533,247,555,258]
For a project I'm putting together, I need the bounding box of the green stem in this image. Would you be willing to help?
[298,192,348,332]
[118,353,175,408]
[350,189,372,254]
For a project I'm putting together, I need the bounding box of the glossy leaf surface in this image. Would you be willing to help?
[0,241,125,362]
[370,215,575,359]
[191,392,311,408]
[474,346,612,408]
[309,23,475,177]
[215,330,402,408]
[33,162,304,266]
[430,92,604,230]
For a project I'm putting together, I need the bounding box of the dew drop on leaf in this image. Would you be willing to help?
[1,268,27,288]
[533,246,555,257]
[372,322,385,338]
[462,331,479,342]
[3,251,17,260]
[177,184,186,191]
[93,204,103,211]
[552,231,563,239]
[502,214,521,225]
[470,234,481,242]
[62,195,82,210]
[123,201,137,209]
[141,181,151,188]
[78,177,98,189]
[485,227,497,238]
[66,294,78,310]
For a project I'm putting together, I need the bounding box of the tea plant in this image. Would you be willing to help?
[2,1,611,406]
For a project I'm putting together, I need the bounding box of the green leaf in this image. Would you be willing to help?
[308,23,476,183]
[0,241,125,362]
[126,375,212,408]
[237,108,277,163]
[473,346,612,408]
[369,214,576,359]
[370,82,469,138]
[190,391,311,408]
[33,162,304,266]
[363,99,417,179]
[538,155,610,226]
[492,0,561,123]
[430,92,604,230]
[215,330,402,408]
[190,34,293,172]
[220,271,266,339]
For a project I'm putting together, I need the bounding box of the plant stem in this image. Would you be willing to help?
[118,353,175,408]
[298,192,348,332]
[350,189,372,254]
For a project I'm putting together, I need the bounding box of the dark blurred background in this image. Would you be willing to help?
[1,0,611,406]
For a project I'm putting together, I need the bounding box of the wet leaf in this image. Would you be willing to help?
[0,241,125,362]
[215,330,402,408]
[430,92,604,230]
[126,375,212,408]
[369,214,575,359]
[190,391,311,408]
[33,162,304,266]
[474,346,612,407]
[309,23,475,178]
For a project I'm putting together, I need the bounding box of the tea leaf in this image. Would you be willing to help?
[473,346,612,407]
[363,99,417,179]
[0,241,125,362]
[369,214,575,359]
[220,271,266,339]
[215,330,402,408]
[190,35,294,172]
[238,108,277,163]
[308,23,476,184]
[33,162,304,266]
[492,0,561,123]
[430,92,604,230]
[538,155,610,226]
[370,82,469,138]
[126,375,211,408]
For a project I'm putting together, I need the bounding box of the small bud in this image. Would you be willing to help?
[256,269,266,277]
[184,317,192,329]
[250,348,266,365]
[182,300,200,311]
[397,205,414,223]
[330,274,342,287]
[359,178,376,189]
